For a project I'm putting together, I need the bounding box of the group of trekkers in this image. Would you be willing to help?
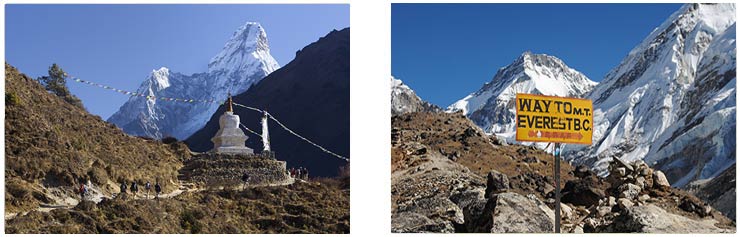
[78,179,163,201]
[119,180,162,199]
[289,167,309,180]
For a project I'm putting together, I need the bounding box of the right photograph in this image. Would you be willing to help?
[391,3,736,234]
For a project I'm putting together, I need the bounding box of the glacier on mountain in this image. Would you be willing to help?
[108,22,279,139]
[562,3,736,187]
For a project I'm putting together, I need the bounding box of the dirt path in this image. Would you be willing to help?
[4,181,200,221]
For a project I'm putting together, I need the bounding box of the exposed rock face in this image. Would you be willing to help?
[391,76,440,115]
[485,170,510,197]
[687,163,736,220]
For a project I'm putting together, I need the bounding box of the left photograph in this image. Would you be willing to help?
[5,4,349,234]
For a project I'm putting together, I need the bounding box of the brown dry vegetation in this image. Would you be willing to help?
[5,63,187,213]
[392,111,575,199]
[6,180,349,234]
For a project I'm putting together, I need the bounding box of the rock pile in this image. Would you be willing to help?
[572,158,732,233]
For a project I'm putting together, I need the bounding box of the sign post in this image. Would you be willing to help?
[554,142,561,233]
[514,94,593,233]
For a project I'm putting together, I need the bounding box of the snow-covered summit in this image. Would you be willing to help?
[563,3,736,186]
[446,52,596,145]
[108,22,280,140]
[208,22,278,75]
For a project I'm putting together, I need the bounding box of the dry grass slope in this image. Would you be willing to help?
[5,63,186,213]
[6,181,349,234]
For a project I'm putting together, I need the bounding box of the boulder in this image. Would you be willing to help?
[618,198,635,209]
[612,157,634,172]
[606,204,731,233]
[619,183,642,200]
[394,196,464,233]
[392,212,455,233]
[608,196,617,207]
[616,167,627,177]
[561,179,605,207]
[653,171,670,189]
[485,170,510,197]
[635,176,646,189]
[637,194,650,202]
[596,206,613,217]
[477,192,555,233]
[560,203,574,220]
[573,165,592,178]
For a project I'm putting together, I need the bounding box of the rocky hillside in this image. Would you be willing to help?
[186,28,350,177]
[5,63,186,214]
[391,111,734,233]
[5,181,349,234]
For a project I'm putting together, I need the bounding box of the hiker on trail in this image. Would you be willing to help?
[120,181,127,194]
[79,183,87,201]
[290,168,295,178]
[296,167,302,180]
[241,172,250,191]
[145,181,151,199]
[131,181,139,199]
[303,167,309,180]
[154,181,162,199]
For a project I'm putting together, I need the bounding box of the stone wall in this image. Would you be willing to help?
[180,152,293,188]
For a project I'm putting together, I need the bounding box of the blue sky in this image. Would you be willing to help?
[6,4,349,119]
[392,3,683,108]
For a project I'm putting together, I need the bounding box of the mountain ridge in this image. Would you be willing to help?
[108,21,279,140]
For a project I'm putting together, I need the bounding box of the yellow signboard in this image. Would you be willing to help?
[515,94,593,145]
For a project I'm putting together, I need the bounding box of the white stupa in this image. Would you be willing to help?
[211,94,254,154]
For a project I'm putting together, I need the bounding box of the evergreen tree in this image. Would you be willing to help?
[37,64,85,109]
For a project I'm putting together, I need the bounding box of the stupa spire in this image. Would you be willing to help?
[226,93,233,112]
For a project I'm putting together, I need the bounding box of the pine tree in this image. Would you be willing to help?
[37,64,85,109]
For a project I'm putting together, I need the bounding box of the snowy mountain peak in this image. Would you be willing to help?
[563,3,736,187]
[146,67,171,92]
[446,52,596,145]
[109,22,281,140]
[448,52,596,114]
[208,21,278,74]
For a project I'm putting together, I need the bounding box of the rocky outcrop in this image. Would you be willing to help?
[599,204,731,233]
[487,192,555,233]
[687,164,736,221]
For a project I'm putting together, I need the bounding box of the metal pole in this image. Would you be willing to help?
[554,143,561,233]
